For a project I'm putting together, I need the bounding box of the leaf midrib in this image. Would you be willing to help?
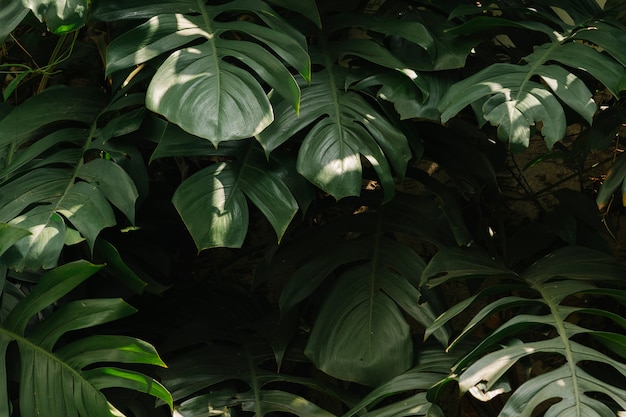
[532,282,582,417]
[515,40,560,102]
[0,326,106,413]
[197,0,221,136]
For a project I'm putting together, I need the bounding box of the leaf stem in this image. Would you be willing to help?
[244,341,263,416]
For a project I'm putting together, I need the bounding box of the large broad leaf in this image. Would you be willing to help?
[423,246,626,416]
[440,62,596,152]
[305,236,435,386]
[168,139,299,249]
[440,17,626,151]
[22,0,90,33]
[0,260,172,417]
[0,224,30,258]
[148,118,311,250]
[105,0,311,145]
[257,65,411,202]
[0,87,141,270]
[346,68,453,122]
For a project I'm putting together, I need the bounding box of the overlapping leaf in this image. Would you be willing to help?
[256,7,442,200]
[158,286,339,417]
[163,342,337,417]
[0,260,172,417]
[257,65,411,202]
[423,246,626,416]
[148,118,306,249]
[268,198,450,387]
[0,86,140,270]
[104,0,313,145]
[440,17,626,151]
[342,347,459,417]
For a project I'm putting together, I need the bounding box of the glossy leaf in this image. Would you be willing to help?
[78,159,139,224]
[423,246,626,416]
[305,237,428,386]
[258,66,411,201]
[343,348,457,417]
[0,87,143,270]
[106,1,310,144]
[0,260,172,416]
[0,223,30,258]
[421,247,515,287]
[239,390,335,417]
[440,61,596,151]
[162,324,340,417]
[172,142,298,249]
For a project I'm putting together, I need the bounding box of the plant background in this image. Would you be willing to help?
[1,0,626,416]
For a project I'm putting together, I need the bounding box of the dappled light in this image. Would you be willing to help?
[2,1,626,416]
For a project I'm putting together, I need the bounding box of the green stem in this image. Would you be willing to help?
[244,341,263,416]
[36,31,79,94]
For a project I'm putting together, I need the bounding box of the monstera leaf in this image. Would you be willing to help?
[0,260,172,416]
[148,118,309,249]
[440,13,626,151]
[268,196,452,387]
[423,246,626,416]
[0,86,141,270]
[256,5,441,200]
[257,64,411,202]
[102,0,314,145]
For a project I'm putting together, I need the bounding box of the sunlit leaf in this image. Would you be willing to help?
[0,261,171,416]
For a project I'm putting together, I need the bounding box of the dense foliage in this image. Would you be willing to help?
[1,0,626,416]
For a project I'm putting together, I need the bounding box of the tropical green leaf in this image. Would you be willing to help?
[305,236,428,386]
[460,340,626,416]
[161,307,342,417]
[572,21,626,67]
[238,390,336,417]
[93,239,147,295]
[22,0,90,33]
[423,246,626,416]
[257,65,411,202]
[421,247,515,287]
[105,1,310,144]
[440,61,597,151]
[343,348,457,417]
[172,141,298,249]
[77,159,139,224]
[0,223,30,258]
[91,0,198,21]
[388,10,479,71]
[439,15,626,151]
[0,260,172,416]
[0,0,28,43]
[0,87,142,270]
